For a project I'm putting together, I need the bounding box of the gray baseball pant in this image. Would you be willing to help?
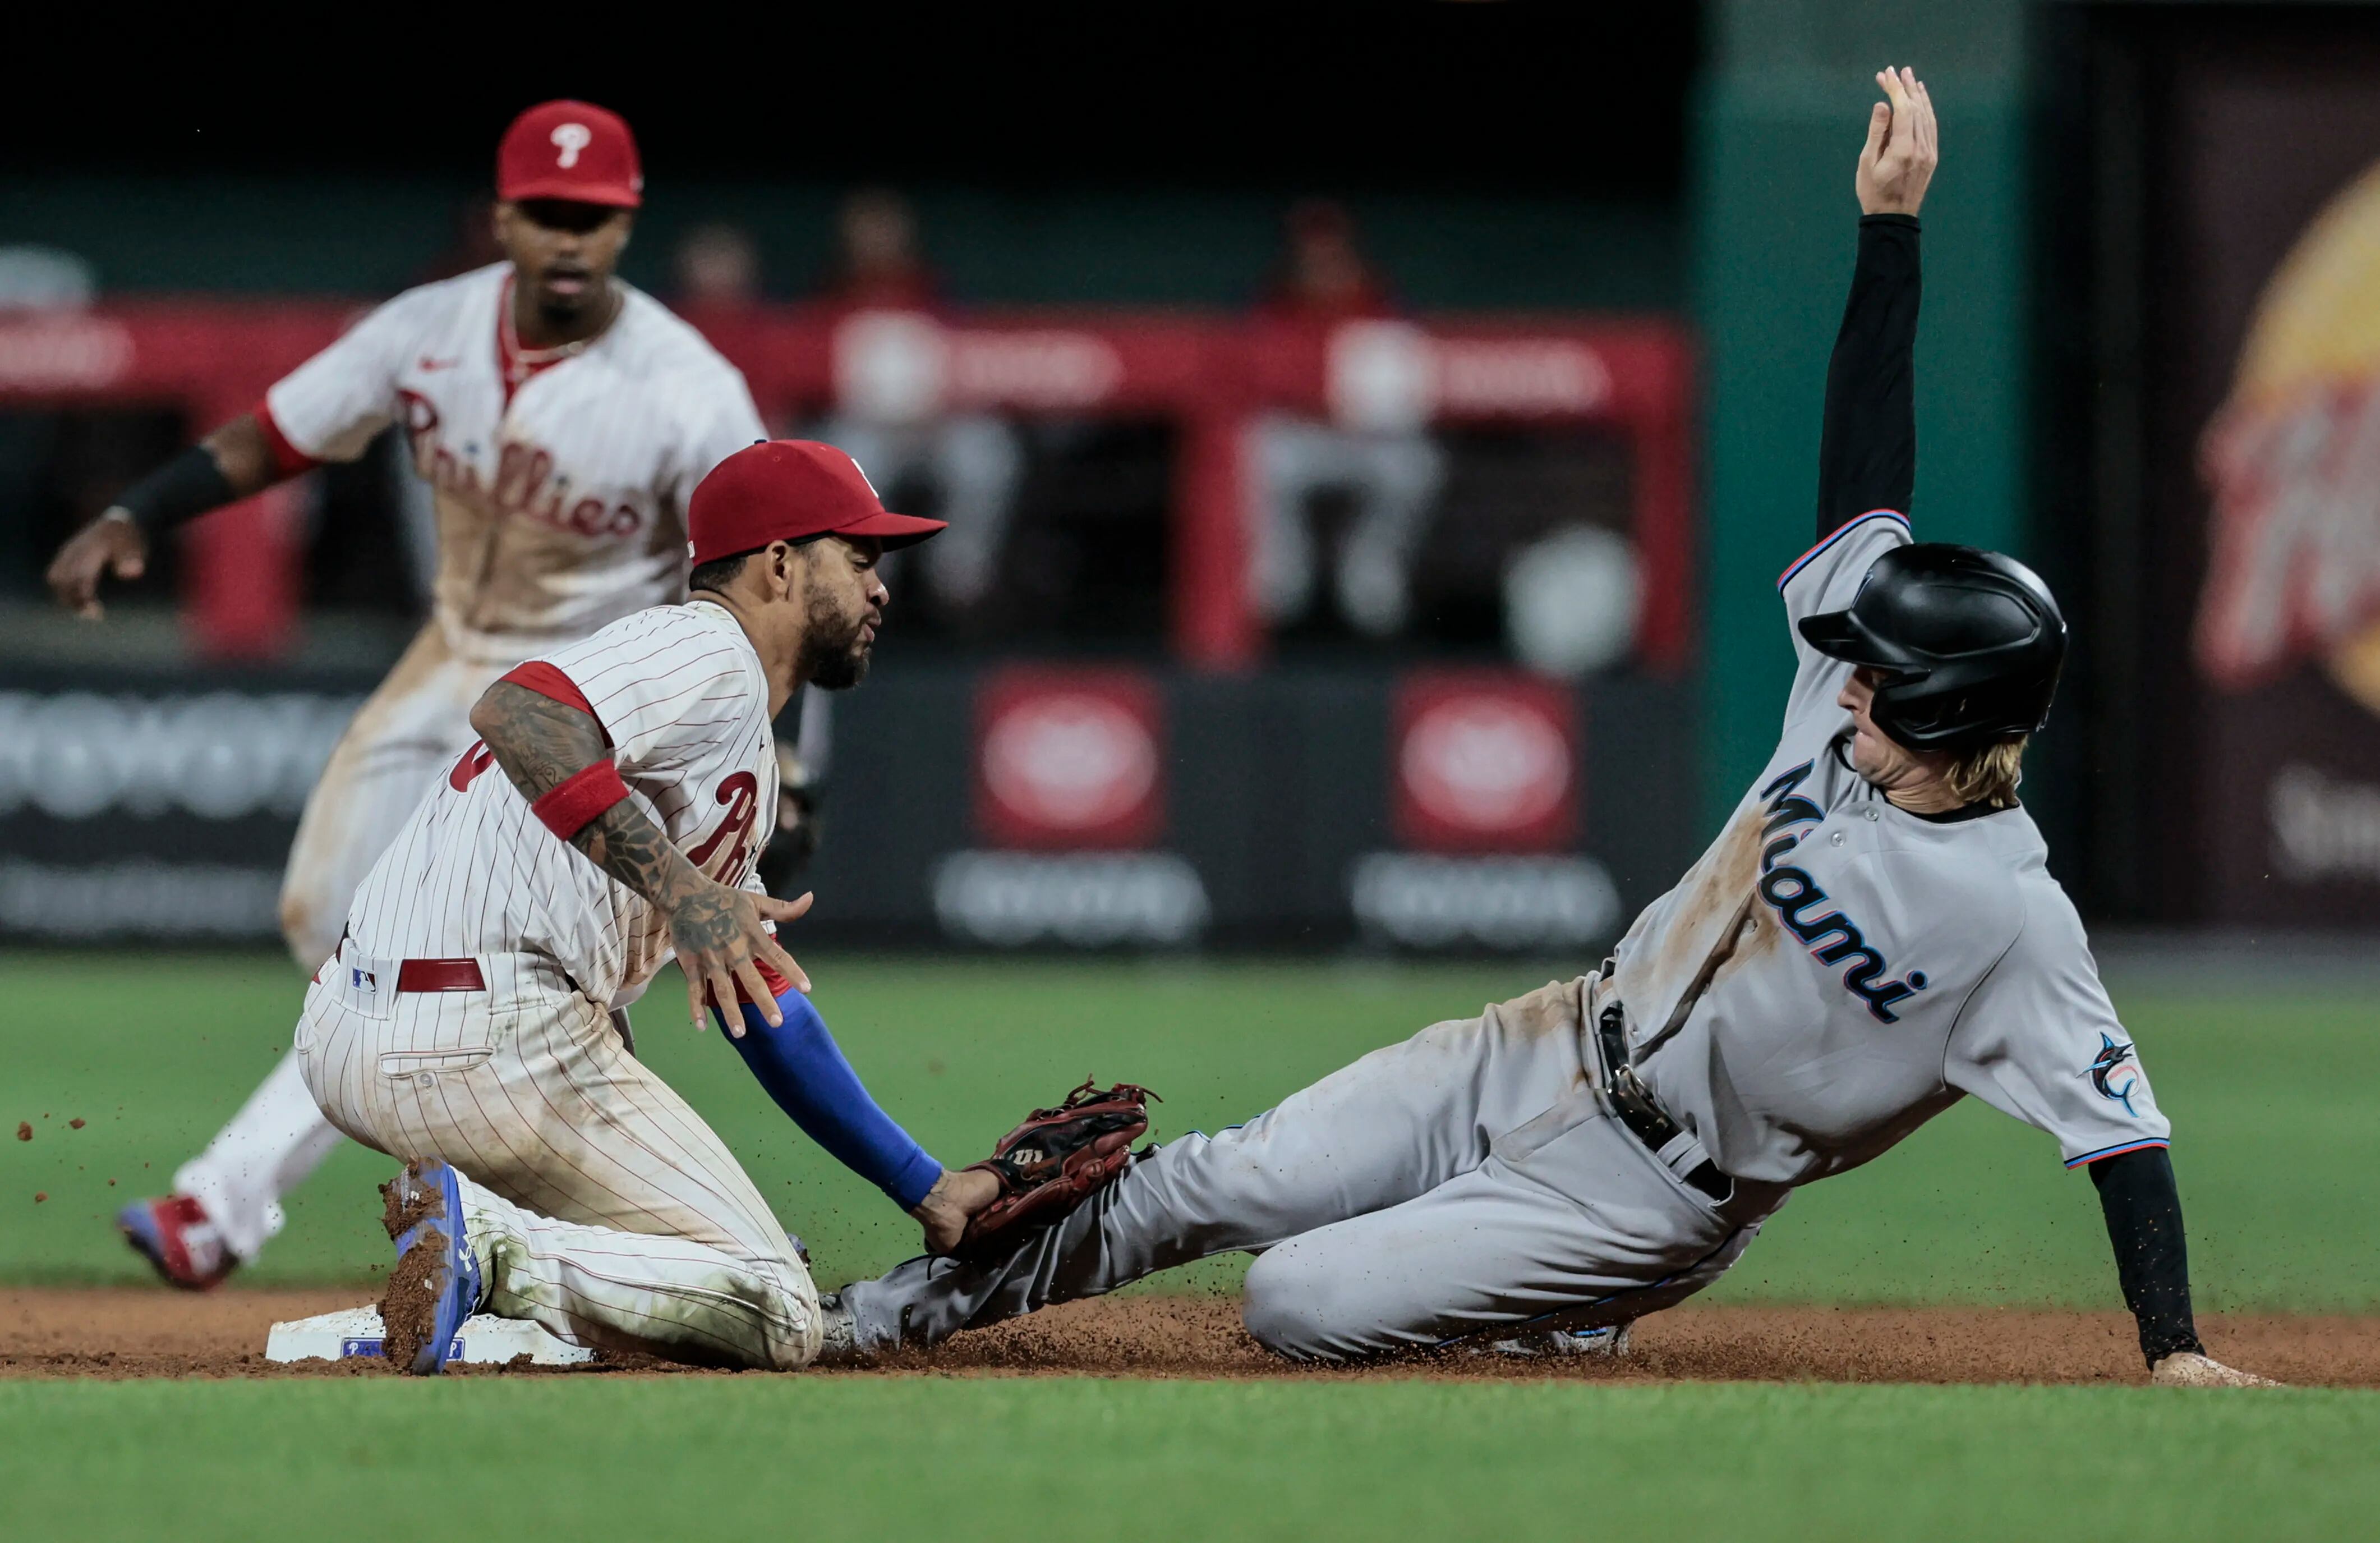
[843,978,1785,1361]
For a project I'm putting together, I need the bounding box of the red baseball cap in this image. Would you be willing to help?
[498,100,643,209]
[688,440,946,563]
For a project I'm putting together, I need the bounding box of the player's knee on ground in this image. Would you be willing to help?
[1241,1239,1380,1362]
[660,1224,822,1372]
[751,1263,825,1371]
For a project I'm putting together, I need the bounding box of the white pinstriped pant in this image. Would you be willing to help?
[294,950,820,1371]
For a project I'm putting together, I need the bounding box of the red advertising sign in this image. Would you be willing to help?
[1391,671,1578,852]
[974,668,1166,849]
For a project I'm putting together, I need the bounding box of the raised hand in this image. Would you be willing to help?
[1856,65,1939,217]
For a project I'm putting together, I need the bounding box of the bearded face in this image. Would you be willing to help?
[798,558,875,691]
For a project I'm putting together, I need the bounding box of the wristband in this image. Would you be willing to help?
[531,761,631,841]
[113,445,236,536]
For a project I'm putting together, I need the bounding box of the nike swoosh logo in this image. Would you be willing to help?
[417,356,460,371]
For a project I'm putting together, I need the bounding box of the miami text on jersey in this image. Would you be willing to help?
[1756,761,1929,1023]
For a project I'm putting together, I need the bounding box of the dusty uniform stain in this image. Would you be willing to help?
[1613,803,1766,1043]
[375,1170,448,1371]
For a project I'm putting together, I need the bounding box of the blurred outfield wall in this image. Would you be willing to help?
[0,3,2069,939]
[0,663,1702,954]
[0,182,1681,315]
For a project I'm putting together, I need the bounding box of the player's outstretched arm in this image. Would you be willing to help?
[1814,67,1936,545]
[468,679,812,1028]
[2089,1146,2278,1386]
[715,982,997,1251]
[44,415,287,620]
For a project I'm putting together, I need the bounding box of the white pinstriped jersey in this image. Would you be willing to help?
[1612,512,2170,1186]
[343,601,776,1007]
[265,263,766,658]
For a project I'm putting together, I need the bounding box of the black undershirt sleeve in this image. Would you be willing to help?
[1815,214,1921,543]
[2088,1145,2204,1367]
[113,444,237,537]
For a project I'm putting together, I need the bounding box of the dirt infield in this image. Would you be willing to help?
[4,1287,2375,1384]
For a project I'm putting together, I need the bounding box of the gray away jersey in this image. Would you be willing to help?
[1609,511,2170,1187]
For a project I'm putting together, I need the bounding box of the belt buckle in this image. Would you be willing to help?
[1609,1065,1663,1128]
[1595,1000,1628,1070]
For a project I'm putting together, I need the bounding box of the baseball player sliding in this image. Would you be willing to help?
[824,71,2273,1388]
[294,439,1116,1372]
[45,100,770,1288]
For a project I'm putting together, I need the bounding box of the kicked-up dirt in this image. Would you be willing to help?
[2,1287,2374,1385]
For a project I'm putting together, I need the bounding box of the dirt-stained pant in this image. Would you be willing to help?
[297,947,820,1371]
[843,978,1784,1361]
[176,622,518,1261]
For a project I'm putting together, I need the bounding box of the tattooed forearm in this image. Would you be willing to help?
[574,800,737,949]
[467,681,803,1021]
[467,681,715,924]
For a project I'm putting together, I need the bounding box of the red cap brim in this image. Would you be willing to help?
[500,180,642,209]
[832,511,948,551]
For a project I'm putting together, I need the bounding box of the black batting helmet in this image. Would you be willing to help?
[1798,543,2066,752]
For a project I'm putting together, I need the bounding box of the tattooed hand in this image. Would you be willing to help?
[664,883,813,1036]
[468,680,815,1031]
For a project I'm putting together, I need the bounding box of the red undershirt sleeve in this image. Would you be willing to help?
[500,661,614,747]
[251,400,323,479]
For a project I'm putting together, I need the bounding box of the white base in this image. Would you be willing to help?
[265,1305,594,1366]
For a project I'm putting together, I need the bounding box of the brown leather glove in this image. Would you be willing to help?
[952,1080,1157,1260]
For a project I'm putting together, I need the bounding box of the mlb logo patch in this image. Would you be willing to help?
[350,967,378,995]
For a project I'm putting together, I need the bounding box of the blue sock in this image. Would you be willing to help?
[716,989,942,1211]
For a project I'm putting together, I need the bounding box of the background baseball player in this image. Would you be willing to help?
[44,100,770,1287]
[825,71,2272,1388]
[300,440,1012,1371]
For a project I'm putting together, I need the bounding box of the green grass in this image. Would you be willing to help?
[3,1377,2374,1543]
[3,950,2376,1310]
[5,951,2375,1542]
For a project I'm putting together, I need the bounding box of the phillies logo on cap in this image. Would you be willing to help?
[1392,671,1578,852]
[497,100,643,209]
[549,122,593,168]
[975,669,1166,849]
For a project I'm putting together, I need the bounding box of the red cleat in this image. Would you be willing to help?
[118,1195,236,1291]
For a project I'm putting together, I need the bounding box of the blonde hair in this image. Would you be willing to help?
[1945,736,2028,810]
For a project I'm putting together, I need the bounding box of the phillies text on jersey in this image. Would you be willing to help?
[264,265,766,658]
